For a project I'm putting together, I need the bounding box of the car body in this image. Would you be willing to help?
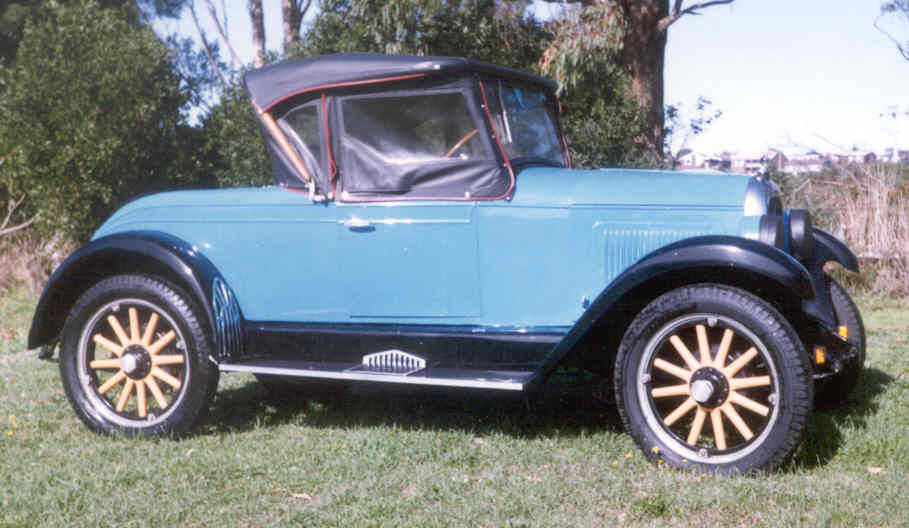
[30,53,864,473]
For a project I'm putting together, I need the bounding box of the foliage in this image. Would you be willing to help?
[299,0,547,70]
[0,1,204,241]
[198,81,271,188]
[560,67,653,169]
[664,96,722,167]
[877,0,909,61]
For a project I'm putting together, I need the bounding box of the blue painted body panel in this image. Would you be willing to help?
[93,167,759,328]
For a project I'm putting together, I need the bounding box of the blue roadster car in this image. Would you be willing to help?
[29,53,864,473]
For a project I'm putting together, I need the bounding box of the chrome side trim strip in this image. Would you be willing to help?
[219,364,525,391]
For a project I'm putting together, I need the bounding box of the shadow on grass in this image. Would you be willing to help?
[791,367,894,469]
[203,378,624,440]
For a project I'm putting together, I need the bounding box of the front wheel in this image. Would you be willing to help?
[814,277,866,409]
[59,275,219,436]
[615,284,813,473]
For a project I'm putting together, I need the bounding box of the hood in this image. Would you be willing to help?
[512,167,752,210]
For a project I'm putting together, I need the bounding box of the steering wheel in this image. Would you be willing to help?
[443,129,479,158]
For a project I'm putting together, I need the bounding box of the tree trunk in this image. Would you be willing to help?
[282,0,302,47]
[618,0,667,152]
[248,0,266,68]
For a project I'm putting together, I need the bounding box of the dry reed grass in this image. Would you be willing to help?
[780,163,909,297]
[0,232,73,294]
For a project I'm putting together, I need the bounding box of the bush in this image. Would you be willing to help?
[0,2,198,242]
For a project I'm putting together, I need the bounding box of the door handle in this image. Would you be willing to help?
[342,217,374,230]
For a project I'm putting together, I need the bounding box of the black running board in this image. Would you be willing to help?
[219,359,532,391]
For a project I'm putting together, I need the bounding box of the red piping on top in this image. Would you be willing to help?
[268,73,517,203]
[262,73,429,114]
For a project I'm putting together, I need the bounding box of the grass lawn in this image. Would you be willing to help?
[1,285,907,527]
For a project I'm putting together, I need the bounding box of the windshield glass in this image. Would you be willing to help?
[482,80,566,166]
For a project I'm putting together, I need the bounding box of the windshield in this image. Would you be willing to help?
[481,80,567,166]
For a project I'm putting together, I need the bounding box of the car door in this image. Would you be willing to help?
[337,202,481,319]
[330,86,494,320]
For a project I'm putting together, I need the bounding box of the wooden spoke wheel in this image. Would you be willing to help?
[641,315,777,457]
[60,275,219,436]
[615,285,812,473]
[79,300,188,424]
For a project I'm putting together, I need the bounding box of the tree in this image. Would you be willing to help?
[0,2,201,240]
[541,0,734,154]
[877,0,909,61]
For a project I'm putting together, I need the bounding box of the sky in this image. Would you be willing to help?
[154,1,909,157]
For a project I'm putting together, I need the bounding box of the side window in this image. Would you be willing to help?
[341,92,490,163]
[279,102,323,182]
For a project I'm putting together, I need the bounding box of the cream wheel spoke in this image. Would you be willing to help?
[713,328,734,369]
[653,358,691,382]
[723,347,758,378]
[651,384,690,398]
[116,379,135,412]
[98,371,127,394]
[729,391,770,416]
[145,377,169,409]
[93,335,124,357]
[720,402,754,440]
[141,313,159,347]
[89,358,121,370]
[152,354,185,366]
[669,335,701,371]
[129,308,140,343]
[687,407,707,445]
[710,408,726,450]
[696,325,711,365]
[136,381,147,418]
[151,367,181,389]
[107,316,130,347]
[148,331,176,355]
[729,376,771,391]
[663,397,697,426]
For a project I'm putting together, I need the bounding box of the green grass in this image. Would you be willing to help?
[1,289,907,527]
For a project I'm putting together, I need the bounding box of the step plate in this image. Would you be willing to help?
[346,349,426,376]
[220,359,531,391]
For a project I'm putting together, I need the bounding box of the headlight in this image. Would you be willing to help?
[745,177,783,216]
[759,215,784,249]
[786,209,814,261]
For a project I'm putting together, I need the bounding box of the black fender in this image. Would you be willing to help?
[28,231,243,360]
[529,235,816,387]
[812,227,859,272]
[798,227,861,331]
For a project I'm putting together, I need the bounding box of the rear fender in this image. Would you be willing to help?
[28,231,243,360]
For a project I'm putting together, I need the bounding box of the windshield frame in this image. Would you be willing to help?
[477,76,570,170]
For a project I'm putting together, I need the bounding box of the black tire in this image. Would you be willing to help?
[59,275,219,436]
[614,284,813,474]
[814,277,866,409]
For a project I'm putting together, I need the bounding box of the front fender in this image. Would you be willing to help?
[530,235,815,386]
[28,231,243,359]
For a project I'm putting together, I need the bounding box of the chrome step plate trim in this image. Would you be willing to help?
[346,349,426,376]
[219,363,525,391]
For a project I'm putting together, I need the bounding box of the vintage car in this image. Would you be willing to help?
[29,53,864,474]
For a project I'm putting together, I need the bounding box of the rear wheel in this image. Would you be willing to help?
[615,284,813,473]
[814,277,866,409]
[59,275,219,436]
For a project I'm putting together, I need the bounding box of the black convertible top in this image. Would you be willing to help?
[244,52,559,112]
